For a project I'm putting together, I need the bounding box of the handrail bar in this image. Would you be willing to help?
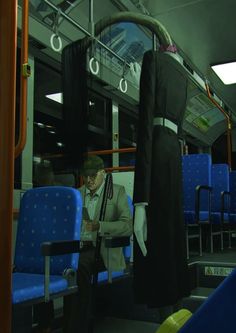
[15,0,29,158]
[87,147,136,156]
[44,0,173,66]
[105,166,134,172]
[79,149,135,186]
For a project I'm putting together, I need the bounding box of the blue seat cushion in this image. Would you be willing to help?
[123,245,131,259]
[12,272,68,304]
[229,213,236,224]
[184,211,229,225]
[98,270,124,283]
[211,212,229,224]
[184,211,209,224]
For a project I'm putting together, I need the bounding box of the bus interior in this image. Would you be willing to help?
[1,0,236,332]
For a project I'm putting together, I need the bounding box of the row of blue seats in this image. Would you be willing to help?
[182,153,236,258]
[12,186,132,332]
[176,154,236,332]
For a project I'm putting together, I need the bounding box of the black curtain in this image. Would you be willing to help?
[62,38,92,170]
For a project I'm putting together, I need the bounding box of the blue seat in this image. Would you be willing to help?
[123,195,133,260]
[182,154,212,258]
[13,186,83,305]
[228,171,236,244]
[179,268,236,333]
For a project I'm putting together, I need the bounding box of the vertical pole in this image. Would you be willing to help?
[15,0,29,158]
[153,33,158,51]
[112,101,119,168]
[0,1,17,332]
[89,0,94,36]
[227,123,232,171]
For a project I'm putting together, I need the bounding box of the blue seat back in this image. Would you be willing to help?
[211,164,229,212]
[229,171,236,213]
[127,195,134,216]
[182,154,212,211]
[123,195,133,259]
[14,186,82,275]
[179,268,236,333]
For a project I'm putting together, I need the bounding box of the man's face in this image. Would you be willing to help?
[83,169,105,193]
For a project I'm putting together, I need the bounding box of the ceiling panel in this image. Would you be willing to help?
[145,0,236,114]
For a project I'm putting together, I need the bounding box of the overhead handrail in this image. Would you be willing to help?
[0,1,18,332]
[15,0,30,158]
[205,82,232,170]
[44,0,130,69]
[44,0,174,67]
[94,12,173,49]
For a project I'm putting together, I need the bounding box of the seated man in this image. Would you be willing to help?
[63,154,133,333]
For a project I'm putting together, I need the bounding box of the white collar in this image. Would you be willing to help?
[163,51,181,64]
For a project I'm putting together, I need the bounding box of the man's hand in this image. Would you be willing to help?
[134,204,147,256]
[84,220,100,232]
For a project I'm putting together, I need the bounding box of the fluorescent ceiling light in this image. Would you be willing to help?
[211,62,236,85]
[46,93,63,104]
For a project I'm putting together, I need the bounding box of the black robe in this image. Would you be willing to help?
[133,50,190,307]
[62,38,91,169]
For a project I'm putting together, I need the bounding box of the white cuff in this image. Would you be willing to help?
[134,202,148,207]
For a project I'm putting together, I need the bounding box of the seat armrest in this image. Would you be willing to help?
[41,240,80,256]
[221,191,230,212]
[104,236,130,248]
[221,191,231,221]
[195,185,212,222]
[41,240,80,303]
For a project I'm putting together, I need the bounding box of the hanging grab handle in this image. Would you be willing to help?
[89,56,99,75]
[119,61,128,93]
[50,33,62,52]
[50,9,62,52]
[119,77,128,93]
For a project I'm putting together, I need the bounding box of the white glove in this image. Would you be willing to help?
[130,62,141,87]
[134,204,147,256]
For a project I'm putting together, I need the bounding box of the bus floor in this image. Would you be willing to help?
[46,317,160,333]
[94,317,160,333]
[188,245,236,264]
[29,245,236,332]
[30,274,167,333]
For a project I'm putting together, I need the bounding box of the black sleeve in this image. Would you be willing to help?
[133,51,156,203]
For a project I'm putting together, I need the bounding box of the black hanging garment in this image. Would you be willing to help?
[62,38,91,169]
[133,50,190,307]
